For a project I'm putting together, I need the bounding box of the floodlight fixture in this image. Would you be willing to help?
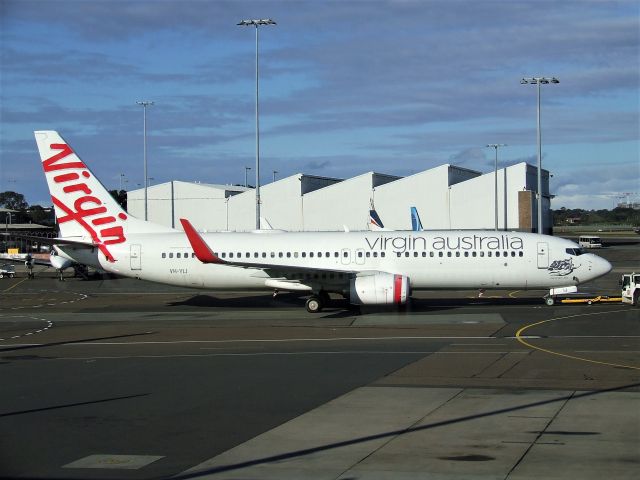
[237,18,277,229]
[520,76,559,234]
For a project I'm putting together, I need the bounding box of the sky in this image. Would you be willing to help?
[1,0,638,210]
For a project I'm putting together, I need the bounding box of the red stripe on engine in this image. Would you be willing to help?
[393,274,403,304]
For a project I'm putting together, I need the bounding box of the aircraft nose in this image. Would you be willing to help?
[592,255,612,279]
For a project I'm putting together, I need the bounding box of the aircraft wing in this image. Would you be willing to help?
[180,218,357,275]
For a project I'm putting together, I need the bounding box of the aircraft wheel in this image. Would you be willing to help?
[545,296,555,306]
[0,273,3,279]
[9,273,14,278]
[305,296,323,313]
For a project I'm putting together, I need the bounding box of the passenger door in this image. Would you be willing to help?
[537,242,548,269]
[130,244,142,270]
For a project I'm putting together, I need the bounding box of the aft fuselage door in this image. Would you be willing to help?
[537,242,548,269]
[130,244,142,270]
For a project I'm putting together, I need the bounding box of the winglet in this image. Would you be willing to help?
[180,219,224,264]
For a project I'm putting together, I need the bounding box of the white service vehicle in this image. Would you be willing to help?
[579,235,602,248]
[621,272,639,306]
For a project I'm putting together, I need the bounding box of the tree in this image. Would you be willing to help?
[0,191,28,210]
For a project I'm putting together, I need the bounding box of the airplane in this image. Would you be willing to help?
[34,130,612,313]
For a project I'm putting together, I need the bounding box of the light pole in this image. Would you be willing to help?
[520,77,558,234]
[244,166,251,187]
[238,18,276,229]
[272,170,278,182]
[119,173,126,192]
[486,144,507,231]
[136,100,154,220]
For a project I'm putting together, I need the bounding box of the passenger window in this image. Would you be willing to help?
[447,252,452,257]
[397,252,402,258]
[177,253,181,258]
[381,252,385,258]
[262,252,266,258]
[278,252,283,258]
[455,252,460,257]
[519,251,524,257]
[358,252,363,257]
[495,252,500,257]
[318,252,322,258]
[488,252,492,257]
[472,252,477,257]
[414,252,418,257]
[192,253,195,258]
[334,252,339,258]
[229,253,233,258]
[169,252,174,258]
[162,253,166,258]
[366,252,371,258]
[326,252,330,257]
[343,252,348,257]
[270,252,275,258]
[246,252,250,258]
[439,252,443,257]
[310,252,314,258]
[294,252,299,258]
[511,251,516,257]
[464,252,469,257]
[302,252,306,258]
[430,252,434,257]
[254,252,259,258]
[422,252,426,257]
[287,252,291,258]
[405,252,410,257]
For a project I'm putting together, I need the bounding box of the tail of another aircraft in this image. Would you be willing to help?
[410,207,423,231]
[34,131,172,260]
[369,209,385,230]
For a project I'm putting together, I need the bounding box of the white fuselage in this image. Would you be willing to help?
[57,230,612,293]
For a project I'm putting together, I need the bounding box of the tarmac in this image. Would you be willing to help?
[0,244,638,479]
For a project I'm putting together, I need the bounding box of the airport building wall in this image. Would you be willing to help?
[127,181,249,231]
[302,172,401,231]
[128,163,551,233]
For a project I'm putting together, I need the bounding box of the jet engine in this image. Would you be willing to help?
[349,272,409,305]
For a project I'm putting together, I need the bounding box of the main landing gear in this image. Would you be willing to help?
[305,291,331,313]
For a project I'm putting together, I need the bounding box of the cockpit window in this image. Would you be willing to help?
[565,248,585,256]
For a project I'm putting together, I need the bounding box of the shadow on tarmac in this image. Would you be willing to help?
[0,393,150,418]
[0,331,156,354]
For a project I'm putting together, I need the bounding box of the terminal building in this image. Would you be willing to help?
[127,162,552,234]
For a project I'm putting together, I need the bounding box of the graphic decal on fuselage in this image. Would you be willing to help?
[43,143,127,262]
[364,234,524,254]
[548,258,580,276]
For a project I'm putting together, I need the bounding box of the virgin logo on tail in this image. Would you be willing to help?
[44,143,127,262]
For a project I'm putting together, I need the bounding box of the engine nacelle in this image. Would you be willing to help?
[50,253,74,270]
[349,272,409,305]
